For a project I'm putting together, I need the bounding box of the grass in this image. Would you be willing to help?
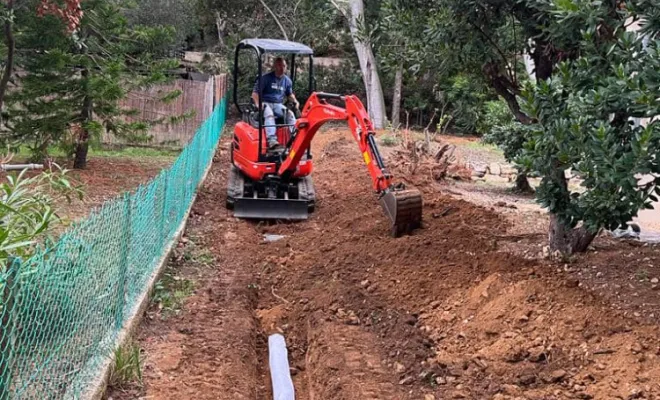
[462,140,504,154]
[636,269,650,281]
[151,270,195,318]
[9,144,179,163]
[379,134,400,147]
[109,342,143,389]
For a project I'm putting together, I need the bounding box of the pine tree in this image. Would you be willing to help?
[3,0,178,167]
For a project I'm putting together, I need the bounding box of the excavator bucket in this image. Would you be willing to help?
[379,189,423,237]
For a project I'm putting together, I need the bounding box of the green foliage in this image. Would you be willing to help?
[517,1,660,234]
[109,342,143,389]
[2,0,179,164]
[198,0,347,55]
[380,134,399,146]
[125,0,198,50]
[441,74,488,133]
[0,166,83,269]
[478,100,512,136]
[152,270,194,318]
[481,99,528,163]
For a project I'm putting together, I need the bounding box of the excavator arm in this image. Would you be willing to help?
[279,92,422,236]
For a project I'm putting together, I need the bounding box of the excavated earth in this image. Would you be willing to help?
[107,128,660,400]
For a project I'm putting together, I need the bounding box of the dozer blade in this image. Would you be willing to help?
[234,198,309,220]
[379,189,423,237]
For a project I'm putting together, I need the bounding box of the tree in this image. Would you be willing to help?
[331,0,387,128]
[422,0,555,191]
[376,0,424,129]
[3,0,178,168]
[515,0,660,254]
[125,0,199,50]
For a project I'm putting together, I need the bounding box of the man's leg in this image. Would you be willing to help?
[271,103,297,134]
[262,103,279,148]
[285,109,297,134]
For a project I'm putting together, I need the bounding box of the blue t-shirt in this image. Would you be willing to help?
[253,71,293,103]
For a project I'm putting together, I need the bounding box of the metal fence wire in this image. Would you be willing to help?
[0,96,228,399]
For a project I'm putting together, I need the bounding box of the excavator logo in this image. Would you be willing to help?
[323,109,337,117]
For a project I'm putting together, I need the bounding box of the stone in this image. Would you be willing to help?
[435,376,447,385]
[360,279,370,287]
[550,369,567,382]
[424,395,436,400]
[395,362,406,373]
[399,376,414,385]
[441,312,457,323]
[528,345,547,362]
[489,162,502,176]
[651,278,659,284]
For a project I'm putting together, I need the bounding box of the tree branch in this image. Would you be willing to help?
[328,0,348,19]
[258,0,289,40]
[466,18,515,84]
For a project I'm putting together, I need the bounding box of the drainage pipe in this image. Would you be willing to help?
[268,333,295,400]
[1,164,44,171]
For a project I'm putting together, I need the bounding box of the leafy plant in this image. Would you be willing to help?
[0,164,83,270]
[109,342,143,389]
[151,271,194,318]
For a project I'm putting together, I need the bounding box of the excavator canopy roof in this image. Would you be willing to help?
[238,39,314,55]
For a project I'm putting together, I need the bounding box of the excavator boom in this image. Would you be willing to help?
[279,92,423,236]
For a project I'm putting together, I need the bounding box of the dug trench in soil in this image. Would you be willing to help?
[116,128,660,400]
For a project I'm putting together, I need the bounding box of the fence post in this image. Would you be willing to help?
[116,194,131,329]
[160,173,170,245]
[0,258,19,400]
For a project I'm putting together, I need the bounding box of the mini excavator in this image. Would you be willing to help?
[227,39,422,237]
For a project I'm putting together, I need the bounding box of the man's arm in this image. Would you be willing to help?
[288,93,299,109]
[252,75,261,107]
[285,78,299,109]
[251,91,259,107]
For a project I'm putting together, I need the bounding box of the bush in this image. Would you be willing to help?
[478,100,513,136]
[480,99,528,164]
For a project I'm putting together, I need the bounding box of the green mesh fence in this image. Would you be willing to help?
[0,96,228,399]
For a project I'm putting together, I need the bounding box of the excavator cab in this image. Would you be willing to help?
[228,38,423,237]
[233,39,313,158]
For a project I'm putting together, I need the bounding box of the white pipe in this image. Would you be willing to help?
[1,164,44,171]
[268,334,295,400]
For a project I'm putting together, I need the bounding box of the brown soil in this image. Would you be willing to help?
[1,157,172,225]
[107,128,660,400]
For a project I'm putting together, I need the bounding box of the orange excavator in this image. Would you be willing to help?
[227,39,422,236]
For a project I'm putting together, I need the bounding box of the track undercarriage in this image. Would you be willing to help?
[226,165,315,220]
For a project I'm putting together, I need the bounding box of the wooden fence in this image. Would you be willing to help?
[102,73,228,148]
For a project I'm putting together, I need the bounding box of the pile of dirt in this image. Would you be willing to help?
[117,128,660,400]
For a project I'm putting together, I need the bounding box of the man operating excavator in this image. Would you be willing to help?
[251,57,300,151]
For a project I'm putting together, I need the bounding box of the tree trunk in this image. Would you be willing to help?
[391,62,403,129]
[0,0,16,127]
[215,12,226,48]
[345,0,387,129]
[546,167,597,255]
[74,69,93,169]
[548,214,598,255]
[514,172,533,193]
